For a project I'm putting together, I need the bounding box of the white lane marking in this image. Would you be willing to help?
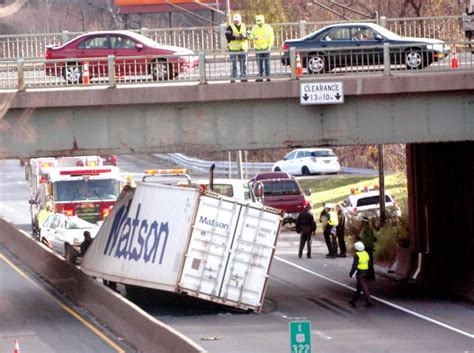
[275,256,474,339]
[312,330,332,340]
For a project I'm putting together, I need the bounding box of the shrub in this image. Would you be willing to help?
[374,213,409,264]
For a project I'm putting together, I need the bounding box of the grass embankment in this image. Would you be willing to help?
[299,173,409,265]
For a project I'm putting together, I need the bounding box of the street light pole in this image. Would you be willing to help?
[378,144,386,226]
[226,0,231,23]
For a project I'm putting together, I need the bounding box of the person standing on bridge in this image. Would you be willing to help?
[296,206,316,258]
[349,241,373,308]
[225,13,249,83]
[249,15,274,82]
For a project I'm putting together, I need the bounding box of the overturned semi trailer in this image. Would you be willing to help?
[82,182,283,312]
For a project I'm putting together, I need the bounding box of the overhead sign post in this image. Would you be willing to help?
[289,321,312,353]
[300,82,344,105]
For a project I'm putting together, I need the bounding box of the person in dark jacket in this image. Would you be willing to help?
[358,216,377,280]
[296,207,316,258]
[80,231,93,256]
[349,241,373,308]
[335,204,347,257]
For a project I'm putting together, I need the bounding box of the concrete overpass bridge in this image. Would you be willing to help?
[0,69,473,300]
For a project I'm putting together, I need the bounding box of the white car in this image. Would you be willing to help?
[341,187,401,225]
[272,148,341,176]
[40,214,99,259]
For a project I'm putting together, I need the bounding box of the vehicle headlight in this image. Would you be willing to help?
[427,43,446,52]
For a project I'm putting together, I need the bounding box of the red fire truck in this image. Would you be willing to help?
[29,164,122,235]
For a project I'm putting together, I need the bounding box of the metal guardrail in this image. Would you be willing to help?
[156,153,272,176]
[0,15,466,60]
[155,153,382,177]
[2,41,472,90]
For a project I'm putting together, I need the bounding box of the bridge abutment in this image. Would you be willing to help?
[405,141,474,300]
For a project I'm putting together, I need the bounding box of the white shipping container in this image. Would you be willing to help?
[179,195,281,311]
[82,184,200,291]
[82,182,282,311]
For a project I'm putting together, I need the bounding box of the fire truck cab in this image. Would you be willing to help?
[29,165,122,234]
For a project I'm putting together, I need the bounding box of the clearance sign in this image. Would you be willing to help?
[115,0,216,5]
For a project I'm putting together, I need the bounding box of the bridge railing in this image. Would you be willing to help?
[0,15,465,60]
[3,41,472,90]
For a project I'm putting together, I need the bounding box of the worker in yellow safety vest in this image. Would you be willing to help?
[325,203,339,258]
[349,241,374,308]
[250,15,275,82]
[225,13,249,83]
[37,201,54,234]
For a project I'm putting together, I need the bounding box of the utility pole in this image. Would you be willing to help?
[236,150,243,179]
[226,0,231,23]
[378,144,386,226]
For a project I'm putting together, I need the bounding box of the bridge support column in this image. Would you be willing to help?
[405,141,473,300]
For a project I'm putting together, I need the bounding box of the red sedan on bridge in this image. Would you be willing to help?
[45,30,198,84]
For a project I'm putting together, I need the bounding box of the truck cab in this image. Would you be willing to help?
[250,172,311,224]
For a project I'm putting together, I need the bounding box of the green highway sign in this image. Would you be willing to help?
[289,321,312,353]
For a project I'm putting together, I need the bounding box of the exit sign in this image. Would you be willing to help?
[289,321,312,353]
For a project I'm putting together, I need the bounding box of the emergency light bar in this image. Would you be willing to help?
[351,185,379,194]
[59,168,112,176]
[41,162,54,168]
[144,168,187,175]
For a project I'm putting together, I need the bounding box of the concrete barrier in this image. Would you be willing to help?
[0,218,207,353]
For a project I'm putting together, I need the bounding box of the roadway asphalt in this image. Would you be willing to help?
[0,159,132,353]
[0,157,473,353]
[142,234,474,353]
[0,248,127,353]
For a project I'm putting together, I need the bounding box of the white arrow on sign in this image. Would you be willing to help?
[300,82,344,105]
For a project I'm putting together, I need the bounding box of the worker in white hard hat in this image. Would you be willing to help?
[349,241,373,308]
[225,13,249,83]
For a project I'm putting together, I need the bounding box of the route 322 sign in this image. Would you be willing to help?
[289,321,312,353]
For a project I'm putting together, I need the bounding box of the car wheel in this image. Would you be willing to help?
[273,167,281,172]
[301,166,311,176]
[307,54,327,74]
[152,60,173,81]
[41,237,52,249]
[62,63,83,84]
[404,48,424,70]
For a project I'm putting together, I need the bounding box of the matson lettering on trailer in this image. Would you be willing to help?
[199,216,230,230]
[103,203,169,264]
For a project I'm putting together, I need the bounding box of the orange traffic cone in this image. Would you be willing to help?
[296,52,303,77]
[450,46,459,69]
[13,339,20,353]
[83,62,90,84]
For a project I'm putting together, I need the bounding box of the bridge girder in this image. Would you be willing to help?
[1,91,473,158]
